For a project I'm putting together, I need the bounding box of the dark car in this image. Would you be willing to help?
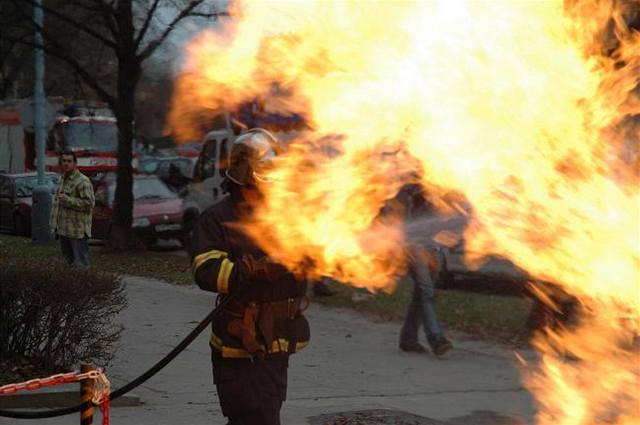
[140,156,195,177]
[139,156,196,193]
[92,174,185,246]
[155,157,196,192]
[0,172,60,236]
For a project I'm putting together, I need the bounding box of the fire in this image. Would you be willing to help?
[169,0,640,423]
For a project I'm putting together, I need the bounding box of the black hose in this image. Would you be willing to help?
[0,298,229,419]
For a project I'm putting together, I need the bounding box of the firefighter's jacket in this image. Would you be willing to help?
[191,194,310,359]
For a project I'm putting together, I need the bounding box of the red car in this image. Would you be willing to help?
[0,171,60,236]
[92,174,185,246]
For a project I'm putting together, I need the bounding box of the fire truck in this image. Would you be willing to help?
[0,101,29,173]
[45,113,120,173]
[0,99,127,175]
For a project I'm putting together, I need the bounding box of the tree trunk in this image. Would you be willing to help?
[109,98,137,250]
[108,0,141,251]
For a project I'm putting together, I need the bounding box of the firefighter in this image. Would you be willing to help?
[191,128,310,425]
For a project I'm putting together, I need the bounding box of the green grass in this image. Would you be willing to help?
[0,232,533,344]
[313,277,533,344]
[0,233,192,285]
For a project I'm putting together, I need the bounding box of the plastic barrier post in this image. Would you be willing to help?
[80,364,94,425]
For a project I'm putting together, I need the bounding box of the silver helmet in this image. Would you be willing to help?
[226,128,279,186]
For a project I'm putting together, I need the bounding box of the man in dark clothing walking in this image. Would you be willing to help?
[191,128,310,425]
[394,184,453,356]
[399,244,453,356]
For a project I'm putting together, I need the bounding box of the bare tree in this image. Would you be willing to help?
[4,0,227,249]
[0,1,32,98]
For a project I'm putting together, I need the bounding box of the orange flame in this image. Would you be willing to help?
[169,1,640,422]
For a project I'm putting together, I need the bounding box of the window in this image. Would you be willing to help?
[201,140,217,180]
[140,159,159,174]
[171,158,192,177]
[218,138,229,177]
[14,175,59,197]
[62,121,118,152]
[132,178,177,200]
[107,177,177,205]
[157,162,171,178]
[159,159,192,179]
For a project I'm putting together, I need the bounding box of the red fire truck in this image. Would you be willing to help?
[0,99,129,175]
[45,114,120,173]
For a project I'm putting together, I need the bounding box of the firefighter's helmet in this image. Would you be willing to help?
[226,128,279,186]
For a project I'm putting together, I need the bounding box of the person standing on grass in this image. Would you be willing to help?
[50,149,95,267]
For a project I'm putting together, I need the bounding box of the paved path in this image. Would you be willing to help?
[1,276,537,425]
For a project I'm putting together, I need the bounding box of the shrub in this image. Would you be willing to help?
[0,258,126,373]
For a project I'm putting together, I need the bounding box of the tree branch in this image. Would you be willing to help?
[189,11,229,18]
[0,44,31,97]
[81,0,120,41]
[0,31,29,67]
[137,0,224,62]
[133,0,161,52]
[17,0,117,49]
[5,33,116,107]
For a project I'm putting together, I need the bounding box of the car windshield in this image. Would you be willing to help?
[63,121,118,152]
[15,175,59,197]
[140,159,159,174]
[167,158,194,178]
[108,177,176,204]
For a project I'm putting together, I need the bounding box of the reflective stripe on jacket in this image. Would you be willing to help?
[191,195,310,359]
[210,334,308,359]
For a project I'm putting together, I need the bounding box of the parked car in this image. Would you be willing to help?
[0,172,59,236]
[438,237,529,287]
[155,157,196,192]
[92,174,185,246]
[139,156,197,193]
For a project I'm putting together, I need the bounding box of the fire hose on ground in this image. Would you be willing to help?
[0,296,232,420]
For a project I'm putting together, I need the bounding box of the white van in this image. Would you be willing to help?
[181,129,234,246]
[179,115,305,249]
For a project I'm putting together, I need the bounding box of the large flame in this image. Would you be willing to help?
[169,0,640,423]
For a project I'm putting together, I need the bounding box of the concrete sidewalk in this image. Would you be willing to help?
[1,276,537,425]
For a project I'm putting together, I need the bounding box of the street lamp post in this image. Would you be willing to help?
[31,0,52,244]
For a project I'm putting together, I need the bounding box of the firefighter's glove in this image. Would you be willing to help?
[240,255,289,282]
